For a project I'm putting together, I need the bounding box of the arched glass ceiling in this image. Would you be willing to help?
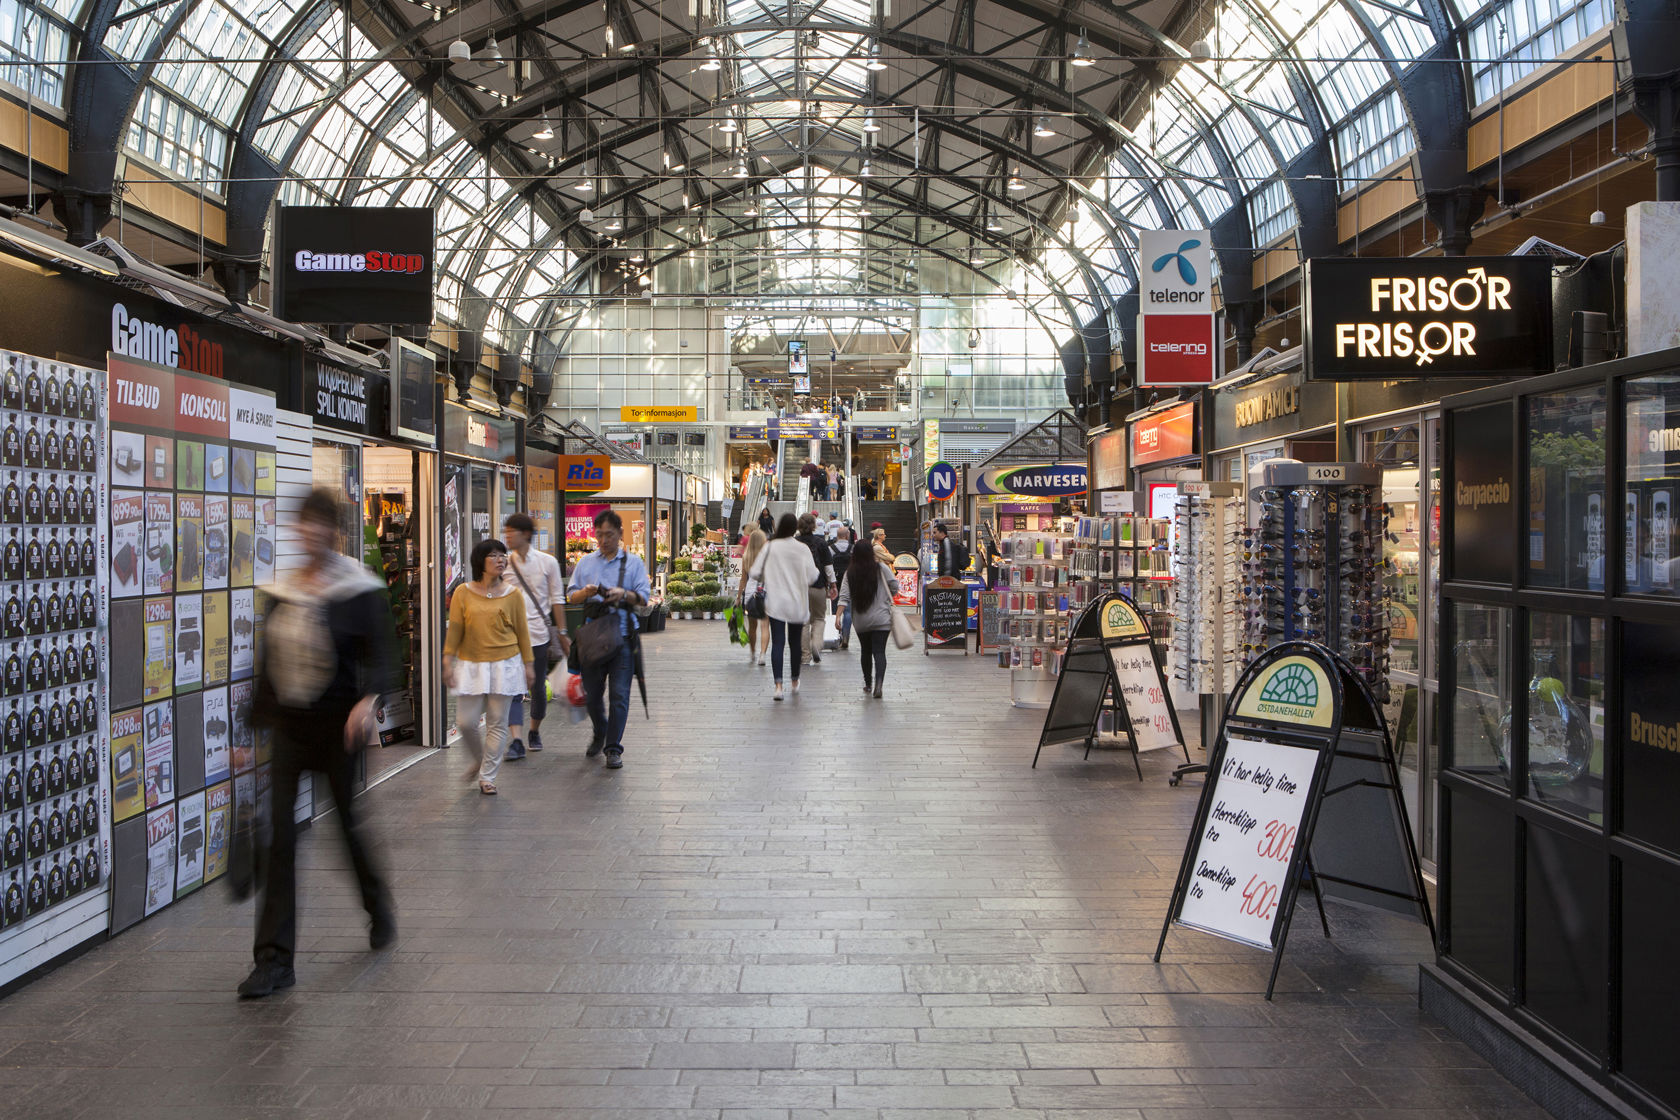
[33,0,1617,359]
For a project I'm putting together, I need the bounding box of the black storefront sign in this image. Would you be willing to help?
[1448,401,1515,583]
[1304,256,1552,382]
[1621,622,1680,858]
[271,206,435,325]
[0,255,294,403]
[1211,371,1336,450]
[443,403,519,463]
[306,361,371,433]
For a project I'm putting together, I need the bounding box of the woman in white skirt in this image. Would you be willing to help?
[443,538,534,794]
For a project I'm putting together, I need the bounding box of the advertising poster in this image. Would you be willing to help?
[143,492,174,595]
[174,790,205,895]
[254,497,275,586]
[176,494,203,593]
[204,443,228,493]
[202,494,228,590]
[202,591,228,685]
[173,593,203,691]
[110,431,144,490]
[142,701,173,808]
[442,474,462,591]
[230,587,255,679]
[175,440,203,490]
[230,679,255,774]
[144,436,173,490]
[203,781,231,883]
[230,447,254,495]
[230,497,254,587]
[110,708,144,822]
[202,687,230,785]
[143,805,175,917]
[143,596,173,700]
[256,451,275,496]
[110,491,143,597]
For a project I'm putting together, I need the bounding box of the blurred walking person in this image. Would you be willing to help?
[829,524,855,650]
[747,513,817,701]
[836,537,901,700]
[445,539,535,795]
[795,512,835,665]
[239,489,397,999]
[501,513,569,759]
[738,528,769,665]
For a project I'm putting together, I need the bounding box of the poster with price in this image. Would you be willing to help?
[1106,644,1179,752]
[1175,736,1317,950]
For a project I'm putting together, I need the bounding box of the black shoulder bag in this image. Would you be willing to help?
[573,555,627,670]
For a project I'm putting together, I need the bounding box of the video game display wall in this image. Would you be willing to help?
[104,355,277,932]
[0,350,107,948]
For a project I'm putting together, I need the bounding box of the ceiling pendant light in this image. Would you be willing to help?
[1067,199,1082,225]
[1189,39,1212,62]
[485,35,503,60]
[1006,170,1026,192]
[448,37,471,61]
[862,111,881,133]
[718,115,738,132]
[733,159,749,178]
[573,167,594,193]
[865,44,887,71]
[700,39,722,70]
[859,160,871,177]
[533,115,554,140]
[745,203,758,216]
[1071,30,1094,67]
[605,216,622,231]
[1034,114,1055,137]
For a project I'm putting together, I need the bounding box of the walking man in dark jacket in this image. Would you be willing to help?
[796,512,835,665]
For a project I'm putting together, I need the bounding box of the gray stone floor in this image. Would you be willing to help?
[0,625,1544,1119]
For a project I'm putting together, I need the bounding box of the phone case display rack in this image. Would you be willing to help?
[1241,461,1391,700]
[1171,483,1244,696]
[996,531,1073,708]
[0,353,105,933]
[1068,515,1175,604]
[371,496,421,744]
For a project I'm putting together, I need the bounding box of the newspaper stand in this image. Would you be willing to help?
[1153,641,1434,998]
[1031,594,1188,778]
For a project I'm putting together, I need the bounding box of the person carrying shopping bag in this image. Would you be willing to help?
[501,513,569,758]
[566,509,653,769]
[747,513,818,701]
[835,538,901,699]
[444,539,535,795]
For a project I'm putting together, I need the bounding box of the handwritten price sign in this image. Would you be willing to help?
[1106,645,1179,752]
[1176,736,1317,949]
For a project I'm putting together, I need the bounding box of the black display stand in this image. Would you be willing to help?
[921,576,968,655]
[1031,594,1188,778]
[1153,641,1433,998]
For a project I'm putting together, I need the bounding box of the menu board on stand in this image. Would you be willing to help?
[104,355,278,933]
[922,577,969,653]
[1153,641,1433,998]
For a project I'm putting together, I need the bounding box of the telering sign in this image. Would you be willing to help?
[1137,229,1217,386]
[272,205,435,325]
[1304,256,1552,382]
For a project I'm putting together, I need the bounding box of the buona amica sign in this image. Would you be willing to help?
[1303,256,1552,381]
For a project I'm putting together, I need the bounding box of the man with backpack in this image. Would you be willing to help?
[933,521,969,578]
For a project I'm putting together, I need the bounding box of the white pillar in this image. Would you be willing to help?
[1627,201,1680,356]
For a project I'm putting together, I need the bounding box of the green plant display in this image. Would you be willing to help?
[1529,430,1605,470]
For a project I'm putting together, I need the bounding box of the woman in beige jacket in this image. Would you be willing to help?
[737,528,768,665]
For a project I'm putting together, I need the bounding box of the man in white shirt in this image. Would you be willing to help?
[502,513,570,758]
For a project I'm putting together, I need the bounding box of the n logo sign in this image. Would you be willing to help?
[927,461,958,501]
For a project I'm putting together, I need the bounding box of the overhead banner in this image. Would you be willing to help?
[973,462,1088,497]
[1303,256,1552,381]
[271,206,435,325]
[1138,230,1217,386]
[1130,401,1197,467]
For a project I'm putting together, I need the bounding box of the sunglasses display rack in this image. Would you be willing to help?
[1170,482,1244,696]
[1240,460,1391,700]
[997,530,1073,708]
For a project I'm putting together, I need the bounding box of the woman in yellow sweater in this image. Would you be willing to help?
[444,538,534,794]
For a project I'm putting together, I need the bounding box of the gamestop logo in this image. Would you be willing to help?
[1138,313,1215,386]
[110,302,225,379]
[294,250,426,274]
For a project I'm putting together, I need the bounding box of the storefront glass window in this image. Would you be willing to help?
[1624,375,1680,596]
[310,440,363,559]
[1361,424,1422,674]
[1523,612,1605,824]
[1525,387,1606,591]
[1450,602,1511,788]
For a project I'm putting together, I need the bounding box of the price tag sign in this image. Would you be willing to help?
[1174,736,1317,949]
[1306,464,1348,482]
[1106,644,1179,752]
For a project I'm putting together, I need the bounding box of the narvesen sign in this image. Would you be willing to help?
[1304,256,1552,381]
[974,463,1087,497]
[272,205,435,325]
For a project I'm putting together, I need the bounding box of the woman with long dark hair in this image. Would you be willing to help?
[835,537,901,699]
[746,513,817,700]
[444,538,535,794]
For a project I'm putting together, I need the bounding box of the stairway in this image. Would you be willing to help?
[860,500,920,559]
[779,440,811,501]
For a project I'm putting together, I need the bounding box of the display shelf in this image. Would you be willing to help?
[1171,482,1243,696]
[996,529,1073,708]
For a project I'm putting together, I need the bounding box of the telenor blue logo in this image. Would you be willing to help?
[1152,238,1202,285]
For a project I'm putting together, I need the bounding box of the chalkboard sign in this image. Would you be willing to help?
[922,577,968,653]
[1155,642,1433,998]
[978,591,1004,651]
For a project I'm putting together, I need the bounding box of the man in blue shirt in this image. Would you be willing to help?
[566,509,652,769]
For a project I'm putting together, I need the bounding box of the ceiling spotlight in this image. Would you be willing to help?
[580,207,595,223]
[862,112,881,133]
[447,38,471,62]
[485,35,503,60]
[1590,209,1607,225]
[1006,172,1026,192]
[1034,114,1055,137]
[865,44,887,70]
[1071,30,1094,66]
[733,160,749,178]
[533,116,554,141]
[1189,39,1212,62]
[718,115,738,132]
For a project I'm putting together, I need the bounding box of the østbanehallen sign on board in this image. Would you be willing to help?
[1303,256,1552,381]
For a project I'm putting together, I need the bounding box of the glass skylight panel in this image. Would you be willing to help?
[1338,89,1409,183]
[1249,177,1296,245]
[1358,0,1437,61]
[1466,0,1610,104]
[127,85,229,184]
[0,0,71,105]
[103,0,184,65]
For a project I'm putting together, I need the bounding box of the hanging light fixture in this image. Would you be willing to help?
[1034,114,1055,137]
[865,44,887,70]
[533,115,555,141]
[448,37,471,61]
[485,34,503,60]
[1071,30,1094,67]
[605,216,622,231]
[1067,199,1082,225]
[718,114,738,132]
[1189,39,1212,62]
[733,159,749,178]
[985,214,1003,231]
[573,166,594,192]
[745,202,758,216]
[862,111,881,133]
[859,160,872,177]
[1006,169,1026,192]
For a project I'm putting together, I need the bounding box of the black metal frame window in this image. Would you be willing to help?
[1439,347,1680,1119]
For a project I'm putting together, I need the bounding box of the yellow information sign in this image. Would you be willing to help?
[620,406,697,423]
[1098,597,1150,640]
[1233,655,1335,728]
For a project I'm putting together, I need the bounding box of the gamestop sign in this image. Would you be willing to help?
[110,302,225,379]
[272,205,434,325]
[1304,256,1552,381]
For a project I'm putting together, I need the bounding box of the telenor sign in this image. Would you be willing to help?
[974,463,1088,497]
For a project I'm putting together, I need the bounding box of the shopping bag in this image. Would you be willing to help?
[889,606,915,650]
[724,601,748,644]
